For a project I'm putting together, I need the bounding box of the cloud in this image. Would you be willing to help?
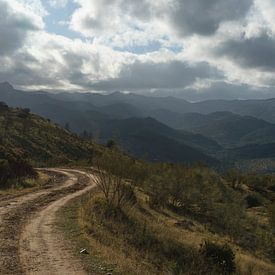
[169,0,253,36]
[0,0,42,55]
[0,29,137,91]
[90,60,222,91]
[71,0,253,42]
[0,0,275,101]
[215,33,275,71]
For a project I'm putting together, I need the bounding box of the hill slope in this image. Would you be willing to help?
[0,102,97,165]
[95,117,220,165]
[151,110,275,147]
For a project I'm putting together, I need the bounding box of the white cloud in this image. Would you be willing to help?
[0,0,275,100]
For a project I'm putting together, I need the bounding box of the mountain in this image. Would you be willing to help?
[51,90,191,114]
[193,98,275,124]
[0,83,221,164]
[231,143,275,160]
[0,100,218,166]
[151,111,275,147]
[51,87,275,123]
[2,82,275,123]
[1,82,275,167]
[95,117,219,165]
[0,102,98,165]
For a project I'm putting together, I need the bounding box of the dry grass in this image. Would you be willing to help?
[0,171,49,197]
[76,188,275,274]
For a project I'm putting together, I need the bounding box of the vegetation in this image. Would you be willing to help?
[0,96,274,272]
[76,148,275,273]
[269,202,275,232]
[199,241,236,274]
[0,145,37,188]
[0,103,100,167]
[0,102,101,189]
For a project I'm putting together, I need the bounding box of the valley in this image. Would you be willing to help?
[0,83,274,274]
[1,82,275,171]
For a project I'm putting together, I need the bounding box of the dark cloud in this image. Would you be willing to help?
[215,34,275,71]
[90,60,222,91]
[170,0,252,36]
[0,1,39,56]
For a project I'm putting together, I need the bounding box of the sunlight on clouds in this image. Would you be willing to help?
[0,0,275,99]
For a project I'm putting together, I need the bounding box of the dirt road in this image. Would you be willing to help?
[0,169,96,275]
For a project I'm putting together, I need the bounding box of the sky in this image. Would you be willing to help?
[1,0,275,100]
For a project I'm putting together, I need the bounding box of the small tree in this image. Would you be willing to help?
[64,122,71,132]
[94,150,138,209]
[106,139,116,149]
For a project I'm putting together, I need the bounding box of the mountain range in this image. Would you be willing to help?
[1,82,275,169]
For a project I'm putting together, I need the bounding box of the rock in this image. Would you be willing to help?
[80,248,88,254]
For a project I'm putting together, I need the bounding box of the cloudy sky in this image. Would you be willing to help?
[1,0,275,100]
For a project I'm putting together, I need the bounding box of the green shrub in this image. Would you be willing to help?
[0,146,37,188]
[245,193,263,208]
[199,241,236,274]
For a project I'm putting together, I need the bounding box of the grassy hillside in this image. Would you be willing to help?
[60,150,275,274]
[0,102,98,166]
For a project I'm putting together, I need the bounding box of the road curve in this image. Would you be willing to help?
[19,169,96,275]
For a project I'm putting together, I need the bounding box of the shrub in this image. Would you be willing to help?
[200,241,236,274]
[0,146,37,188]
[245,193,263,208]
[94,150,138,209]
[106,139,116,149]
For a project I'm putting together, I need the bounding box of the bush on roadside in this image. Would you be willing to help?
[199,241,236,274]
[245,193,264,208]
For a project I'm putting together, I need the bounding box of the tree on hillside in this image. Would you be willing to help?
[106,139,116,149]
[64,122,71,132]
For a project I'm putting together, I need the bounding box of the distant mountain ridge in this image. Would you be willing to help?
[92,116,220,165]
[0,84,219,165]
[151,111,275,147]
[1,82,275,167]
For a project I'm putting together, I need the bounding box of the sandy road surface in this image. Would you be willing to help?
[0,169,96,275]
[19,170,96,275]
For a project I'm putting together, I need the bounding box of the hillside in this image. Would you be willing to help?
[60,151,275,274]
[231,143,275,160]
[0,83,220,165]
[93,117,220,165]
[152,111,275,147]
[2,83,275,169]
[0,102,98,166]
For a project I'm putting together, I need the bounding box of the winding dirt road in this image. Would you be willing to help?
[0,169,96,275]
